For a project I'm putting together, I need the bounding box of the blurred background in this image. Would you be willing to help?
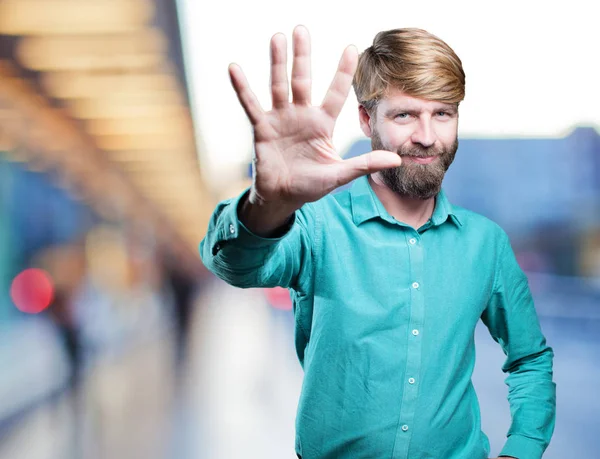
[0,0,598,458]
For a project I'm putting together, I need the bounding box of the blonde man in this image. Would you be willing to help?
[200,26,556,459]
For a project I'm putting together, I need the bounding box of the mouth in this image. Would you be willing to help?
[403,156,438,165]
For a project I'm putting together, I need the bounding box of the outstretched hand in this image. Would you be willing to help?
[229,25,401,212]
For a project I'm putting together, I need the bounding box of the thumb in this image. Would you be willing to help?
[334,150,402,187]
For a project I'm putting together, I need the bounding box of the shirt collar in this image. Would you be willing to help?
[349,175,462,228]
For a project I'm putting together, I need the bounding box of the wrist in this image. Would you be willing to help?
[240,192,299,237]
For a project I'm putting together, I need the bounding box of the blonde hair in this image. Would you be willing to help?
[353,28,465,112]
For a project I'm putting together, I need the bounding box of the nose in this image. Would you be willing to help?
[410,116,437,148]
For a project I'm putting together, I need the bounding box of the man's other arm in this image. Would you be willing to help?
[481,231,556,459]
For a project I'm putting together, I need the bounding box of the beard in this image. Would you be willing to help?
[371,130,458,200]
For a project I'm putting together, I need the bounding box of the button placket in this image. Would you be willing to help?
[393,231,425,458]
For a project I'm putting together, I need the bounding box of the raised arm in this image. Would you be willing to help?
[200,26,402,289]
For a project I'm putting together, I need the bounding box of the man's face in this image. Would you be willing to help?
[361,88,459,199]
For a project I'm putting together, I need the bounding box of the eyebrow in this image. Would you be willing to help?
[384,104,458,117]
[437,105,458,114]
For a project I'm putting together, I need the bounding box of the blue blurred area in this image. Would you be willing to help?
[0,155,97,321]
[9,166,95,260]
[1,156,95,279]
[445,127,600,235]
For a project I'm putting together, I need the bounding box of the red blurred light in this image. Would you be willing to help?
[10,269,54,314]
[264,286,292,311]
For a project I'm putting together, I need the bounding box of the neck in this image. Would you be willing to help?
[368,173,436,229]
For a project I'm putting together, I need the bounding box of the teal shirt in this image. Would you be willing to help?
[199,176,556,459]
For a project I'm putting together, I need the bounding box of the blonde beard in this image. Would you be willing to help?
[371,131,458,199]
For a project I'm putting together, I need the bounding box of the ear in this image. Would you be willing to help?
[358,105,373,137]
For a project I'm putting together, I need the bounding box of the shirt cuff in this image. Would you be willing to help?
[219,189,296,249]
[500,434,546,459]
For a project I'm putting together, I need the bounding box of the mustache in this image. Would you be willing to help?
[396,146,444,158]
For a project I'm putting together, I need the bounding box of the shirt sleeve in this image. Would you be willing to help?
[198,189,315,292]
[481,231,556,459]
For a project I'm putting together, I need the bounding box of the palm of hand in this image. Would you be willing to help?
[253,106,341,204]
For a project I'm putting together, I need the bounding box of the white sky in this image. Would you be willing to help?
[177,0,599,192]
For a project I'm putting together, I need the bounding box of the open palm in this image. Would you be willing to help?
[229,25,401,209]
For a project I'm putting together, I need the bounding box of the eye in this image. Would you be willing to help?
[395,113,409,120]
[436,111,448,117]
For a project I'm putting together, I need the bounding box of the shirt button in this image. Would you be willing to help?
[409,238,417,245]
[229,224,235,234]
[412,329,419,336]
[401,425,409,432]
[412,282,420,289]
[408,378,415,384]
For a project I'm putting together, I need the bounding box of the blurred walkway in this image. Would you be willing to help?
[0,279,598,458]
[0,280,303,459]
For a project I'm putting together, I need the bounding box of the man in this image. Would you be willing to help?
[199,25,556,459]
